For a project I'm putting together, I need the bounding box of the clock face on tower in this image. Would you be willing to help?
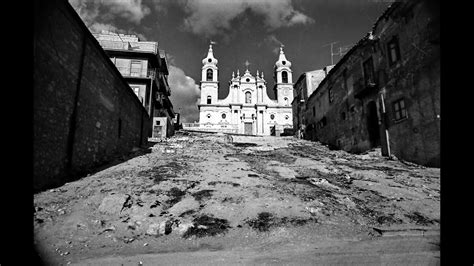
[282,88,289,96]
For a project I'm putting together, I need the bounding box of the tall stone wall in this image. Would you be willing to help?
[34,0,151,192]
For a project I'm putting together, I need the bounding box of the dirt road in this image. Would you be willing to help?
[34,131,440,265]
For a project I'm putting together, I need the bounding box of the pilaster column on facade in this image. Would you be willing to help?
[230,104,242,126]
[257,85,263,104]
[256,105,266,135]
[231,86,236,102]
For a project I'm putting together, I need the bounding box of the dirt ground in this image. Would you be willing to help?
[34,131,440,265]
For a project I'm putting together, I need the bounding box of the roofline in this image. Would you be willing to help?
[306,2,402,103]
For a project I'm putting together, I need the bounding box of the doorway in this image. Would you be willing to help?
[366,101,380,147]
[244,122,253,135]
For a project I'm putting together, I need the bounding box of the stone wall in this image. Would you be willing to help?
[34,0,151,192]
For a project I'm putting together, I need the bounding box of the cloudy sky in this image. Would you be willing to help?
[69,0,391,123]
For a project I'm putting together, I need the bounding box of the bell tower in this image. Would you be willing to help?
[200,42,218,105]
[273,45,293,106]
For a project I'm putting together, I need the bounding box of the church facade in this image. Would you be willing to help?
[197,44,294,135]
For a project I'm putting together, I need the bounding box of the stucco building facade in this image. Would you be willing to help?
[292,66,333,138]
[194,44,293,135]
[93,32,175,139]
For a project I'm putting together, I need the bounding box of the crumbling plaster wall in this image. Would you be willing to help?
[302,0,439,166]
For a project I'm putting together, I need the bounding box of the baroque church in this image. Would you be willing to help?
[197,43,294,135]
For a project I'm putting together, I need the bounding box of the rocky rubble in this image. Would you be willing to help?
[33,131,440,265]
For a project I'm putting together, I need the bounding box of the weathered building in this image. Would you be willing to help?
[93,32,175,139]
[34,0,151,191]
[186,44,293,135]
[292,66,332,139]
[301,0,440,167]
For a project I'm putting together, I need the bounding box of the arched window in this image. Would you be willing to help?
[207,96,211,104]
[282,71,288,83]
[206,69,213,81]
[245,92,251,104]
[284,97,288,105]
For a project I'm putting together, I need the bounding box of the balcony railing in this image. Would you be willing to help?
[115,66,156,79]
[97,39,158,54]
[354,77,378,98]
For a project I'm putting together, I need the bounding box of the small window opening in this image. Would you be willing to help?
[206,69,213,81]
[393,98,407,121]
[282,71,288,83]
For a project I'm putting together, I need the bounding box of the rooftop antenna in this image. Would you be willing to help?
[338,44,352,57]
[322,41,338,65]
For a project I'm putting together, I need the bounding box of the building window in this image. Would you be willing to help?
[156,120,161,125]
[234,110,238,113]
[270,114,275,120]
[206,69,213,81]
[393,98,407,121]
[363,57,375,86]
[387,36,401,65]
[284,97,288,105]
[342,69,348,92]
[207,114,211,119]
[222,113,226,119]
[328,87,334,103]
[246,78,250,82]
[132,87,140,96]
[321,117,327,127]
[285,115,289,120]
[245,92,252,104]
[282,71,288,83]
[207,96,212,104]
[131,60,142,77]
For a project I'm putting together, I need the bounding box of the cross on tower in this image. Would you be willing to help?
[244,60,250,70]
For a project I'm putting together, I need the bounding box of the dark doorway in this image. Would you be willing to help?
[366,101,380,147]
[244,123,253,135]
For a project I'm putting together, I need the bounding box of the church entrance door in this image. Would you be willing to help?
[244,123,253,135]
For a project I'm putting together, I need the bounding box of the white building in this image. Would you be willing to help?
[194,43,294,135]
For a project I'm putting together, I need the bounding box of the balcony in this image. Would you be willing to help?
[96,39,158,54]
[354,78,378,99]
[115,66,157,79]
